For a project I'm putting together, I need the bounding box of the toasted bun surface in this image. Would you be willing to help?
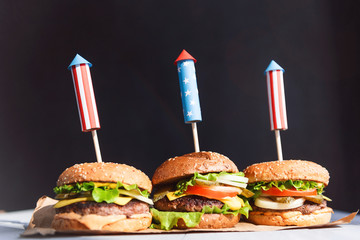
[57,162,152,192]
[51,212,152,232]
[152,151,239,185]
[243,160,329,185]
[247,207,333,226]
[176,213,241,229]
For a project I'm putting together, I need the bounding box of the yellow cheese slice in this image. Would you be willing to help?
[166,191,187,201]
[54,197,92,208]
[93,182,118,188]
[165,191,244,210]
[113,196,132,205]
[220,196,244,210]
[54,196,132,208]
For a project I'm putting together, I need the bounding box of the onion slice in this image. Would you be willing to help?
[216,179,247,188]
[254,197,305,210]
[194,175,249,188]
[217,175,248,183]
[118,189,154,205]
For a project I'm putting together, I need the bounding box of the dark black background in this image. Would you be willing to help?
[0,1,359,212]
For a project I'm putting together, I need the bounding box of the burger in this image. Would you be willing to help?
[51,162,153,232]
[243,160,333,226]
[151,151,253,230]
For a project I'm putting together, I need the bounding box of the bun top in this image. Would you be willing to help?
[56,162,152,192]
[243,160,330,186]
[152,151,239,186]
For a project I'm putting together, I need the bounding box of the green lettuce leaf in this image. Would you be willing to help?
[116,182,150,198]
[53,181,150,203]
[150,199,252,230]
[175,172,246,196]
[201,199,252,218]
[92,188,120,203]
[54,182,95,194]
[247,180,325,199]
[150,208,203,230]
[238,198,252,218]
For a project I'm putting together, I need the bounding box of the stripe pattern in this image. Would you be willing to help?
[71,63,100,132]
[266,70,288,130]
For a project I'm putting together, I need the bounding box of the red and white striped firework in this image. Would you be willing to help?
[68,54,100,132]
[265,60,287,162]
[265,60,288,131]
[68,54,102,163]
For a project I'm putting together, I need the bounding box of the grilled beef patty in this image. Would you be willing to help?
[56,200,149,217]
[154,195,224,212]
[252,200,327,215]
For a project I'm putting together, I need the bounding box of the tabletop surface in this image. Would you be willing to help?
[0,209,359,239]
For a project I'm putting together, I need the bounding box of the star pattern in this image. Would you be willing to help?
[177,59,201,122]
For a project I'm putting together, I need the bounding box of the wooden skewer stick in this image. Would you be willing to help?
[275,130,283,161]
[191,122,200,152]
[91,130,103,162]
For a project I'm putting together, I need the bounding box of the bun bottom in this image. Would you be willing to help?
[176,213,241,229]
[248,207,333,226]
[52,212,152,232]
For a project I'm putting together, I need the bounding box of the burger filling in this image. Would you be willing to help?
[247,180,331,212]
[151,172,253,230]
[55,200,149,217]
[155,195,224,212]
[53,182,153,212]
[251,200,327,215]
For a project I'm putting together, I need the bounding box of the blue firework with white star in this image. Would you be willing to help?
[177,59,202,123]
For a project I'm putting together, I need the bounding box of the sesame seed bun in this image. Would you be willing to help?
[56,162,152,192]
[248,207,333,226]
[152,151,239,186]
[243,160,330,186]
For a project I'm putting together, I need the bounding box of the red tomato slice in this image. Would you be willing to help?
[184,185,240,199]
[262,187,317,196]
